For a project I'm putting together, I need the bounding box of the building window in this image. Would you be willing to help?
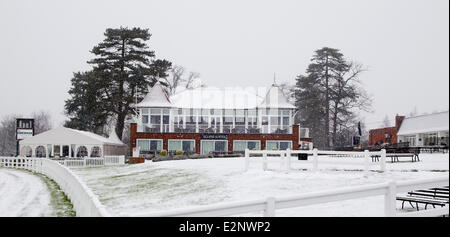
[233,140,261,151]
[137,139,162,152]
[201,140,228,155]
[266,140,292,150]
[168,140,195,152]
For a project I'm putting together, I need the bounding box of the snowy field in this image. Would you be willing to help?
[71,153,449,217]
[0,168,74,217]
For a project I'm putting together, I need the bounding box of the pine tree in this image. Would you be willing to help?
[65,27,172,139]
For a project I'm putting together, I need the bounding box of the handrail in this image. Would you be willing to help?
[0,157,110,217]
[133,176,449,217]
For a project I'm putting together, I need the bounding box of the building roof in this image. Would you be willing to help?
[136,82,173,108]
[397,111,449,136]
[258,84,296,109]
[137,83,295,110]
[19,127,125,146]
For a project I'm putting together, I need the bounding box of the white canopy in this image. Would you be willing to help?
[20,126,125,146]
[397,111,449,136]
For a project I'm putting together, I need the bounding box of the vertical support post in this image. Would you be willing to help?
[286,149,291,171]
[312,148,318,172]
[384,181,397,217]
[264,197,276,217]
[244,148,249,171]
[364,150,370,176]
[263,152,267,171]
[380,149,386,172]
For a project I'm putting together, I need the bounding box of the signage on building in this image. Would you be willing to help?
[17,129,34,140]
[16,118,35,140]
[353,136,361,146]
[200,134,228,140]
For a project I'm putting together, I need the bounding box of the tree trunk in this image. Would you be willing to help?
[324,55,330,149]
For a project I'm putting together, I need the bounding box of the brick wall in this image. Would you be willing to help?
[368,115,405,146]
[130,123,299,155]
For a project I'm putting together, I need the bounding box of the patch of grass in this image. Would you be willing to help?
[31,171,76,217]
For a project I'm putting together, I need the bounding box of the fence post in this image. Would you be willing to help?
[380,149,386,172]
[312,148,318,172]
[364,150,370,176]
[264,197,276,217]
[286,149,291,171]
[244,149,249,171]
[263,152,268,171]
[384,181,397,217]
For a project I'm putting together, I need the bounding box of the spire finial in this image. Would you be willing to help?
[273,72,276,86]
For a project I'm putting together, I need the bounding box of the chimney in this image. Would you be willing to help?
[395,115,405,131]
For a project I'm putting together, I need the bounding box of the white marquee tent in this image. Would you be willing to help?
[19,126,126,158]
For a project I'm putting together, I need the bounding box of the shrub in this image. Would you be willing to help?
[160,150,167,156]
[175,150,184,155]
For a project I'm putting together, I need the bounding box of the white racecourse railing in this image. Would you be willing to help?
[53,155,125,167]
[244,149,387,174]
[135,176,449,217]
[0,157,111,217]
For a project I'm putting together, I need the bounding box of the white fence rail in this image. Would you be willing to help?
[51,155,125,167]
[244,149,387,174]
[0,157,110,217]
[135,176,449,217]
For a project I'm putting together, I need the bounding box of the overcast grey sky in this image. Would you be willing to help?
[0,0,448,129]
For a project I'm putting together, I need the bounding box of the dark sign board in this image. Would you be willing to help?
[16,118,34,140]
[200,133,228,140]
[353,136,361,146]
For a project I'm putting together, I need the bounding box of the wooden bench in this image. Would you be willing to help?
[397,187,449,211]
[371,153,419,163]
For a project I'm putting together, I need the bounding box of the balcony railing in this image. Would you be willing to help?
[138,124,292,134]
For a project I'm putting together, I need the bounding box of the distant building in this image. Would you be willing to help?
[19,127,126,158]
[397,111,449,147]
[129,82,303,155]
[369,111,449,147]
[369,115,405,146]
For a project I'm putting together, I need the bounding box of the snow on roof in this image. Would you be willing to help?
[136,82,173,108]
[138,84,295,110]
[107,128,124,145]
[397,111,449,136]
[258,84,296,109]
[20,127,125,146]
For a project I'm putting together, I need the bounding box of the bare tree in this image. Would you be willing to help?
[31,110,53,135]
[381,115,391,127]
[0,114,20,156]
[160,65,203,95]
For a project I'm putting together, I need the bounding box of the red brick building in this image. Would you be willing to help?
[129,82,303,156]
[369,115,405,146]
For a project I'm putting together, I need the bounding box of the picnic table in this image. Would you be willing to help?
[396,186,449,211]
[371,153,420,163]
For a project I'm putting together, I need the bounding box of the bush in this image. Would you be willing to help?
[160,150,167,156]
[175,150,184,155]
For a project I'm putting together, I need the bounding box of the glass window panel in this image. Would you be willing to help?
[269,109,278,116]
[279,141,291,150]
[247,141,260,150]
[150,140,162,150]
[182,141,195,152]
[224,116,233,125]
[262,116,269,125]
[150,108,161,114]
[137,140,150,151]
[163,115,169,124]
[202,141,214,155]
[168,140,182,151]
[247,110,258,116]
[163,109,170,114]
[266,141,278,150]
[150,115,161,124]
[270,117,280,125]
[235,110,245,116]
[282,110,290,116]
[224,109,234,116]
[215,141,227,151]
[142,115,149,124]
[283,117,290,126]
[235,117,245,125]
[142,108,149,114]
[233,141,247,151]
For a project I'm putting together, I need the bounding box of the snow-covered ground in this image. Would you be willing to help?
[71,153,449,217]
[0,168,56,216]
